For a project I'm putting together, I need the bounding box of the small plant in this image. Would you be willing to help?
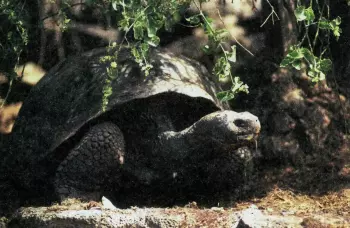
[280,46,332,82]
[280,2,341,82]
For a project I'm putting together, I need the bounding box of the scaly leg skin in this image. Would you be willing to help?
[54,122,125,201]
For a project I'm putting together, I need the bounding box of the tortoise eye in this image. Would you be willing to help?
[234,119,248,128]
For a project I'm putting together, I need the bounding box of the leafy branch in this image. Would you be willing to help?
[106,0,251,102]
[191,1,248,101]
[280,1,341,82]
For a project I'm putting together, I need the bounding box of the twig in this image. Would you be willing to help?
[216,9,254,57]
[1,77,13,109]
[261,0,280,27]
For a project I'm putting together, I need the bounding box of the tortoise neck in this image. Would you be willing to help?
[158,125,207,160]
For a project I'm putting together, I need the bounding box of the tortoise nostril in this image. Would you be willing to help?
[234,119,248,128]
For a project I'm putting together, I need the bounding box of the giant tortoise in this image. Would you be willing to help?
[3,47,260,205]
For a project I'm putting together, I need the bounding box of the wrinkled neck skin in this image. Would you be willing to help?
[158,127,193,160]
[158,123,231,161]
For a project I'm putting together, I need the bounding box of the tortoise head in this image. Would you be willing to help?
[191,110,261,147]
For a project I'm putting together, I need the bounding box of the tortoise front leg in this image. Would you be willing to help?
[54,122,125,201]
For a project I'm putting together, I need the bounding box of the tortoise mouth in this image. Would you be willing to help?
[236,133,259,141]
[219,133,259,151]
[229,133,259,149]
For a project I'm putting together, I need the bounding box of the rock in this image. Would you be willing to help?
[8,207,239,228]
[8,204,348,228]
[233,205,303,228]
[101,197,117,210]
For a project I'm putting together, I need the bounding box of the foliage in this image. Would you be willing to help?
[41,0,250,103]
[280,46,332,82]
[0,0,29,107]
[280,1,341,82]
[0,0,346,107]
[184,2,248,101]
[99,42,120,111]
[95,0,250,108]
[110,0,185,76]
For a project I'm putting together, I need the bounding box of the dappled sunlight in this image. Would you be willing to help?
[192,0,263,20]
[166,0,265,66]
[14,62,46,86]
[0,102,22,134]
[282,89,304,104]
[0,62,45,86]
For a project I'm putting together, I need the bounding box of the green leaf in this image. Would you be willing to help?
[280,57,293,67]
[334,16,341,26]
[213,56,231,80]
[318,18,331,29]
[140,42,149,54]
[110,62,117,68]
[307,69,317,78]
[216,91,227,100]
[304,7,315,22]
[215,29,228,39]
[319,72,326,81]
[216,91,235,102]
[131,46,142,63]
[333,27,342,40]
[294,6,307,21]
[133,22,144,40]
[147,22,157,38]
[119,18,129,31]
[319,59,332,73]
[292,60,302,70]
[288,49,304,59]
[301,48,315,64]
[185,14,201,25]
[147,14,163,38]
[231,77,249,94]
[112,1,118,11]
[294,6,314,23]
[146,35,160,47]
[319,17,342,40]
[227,45,236,63]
